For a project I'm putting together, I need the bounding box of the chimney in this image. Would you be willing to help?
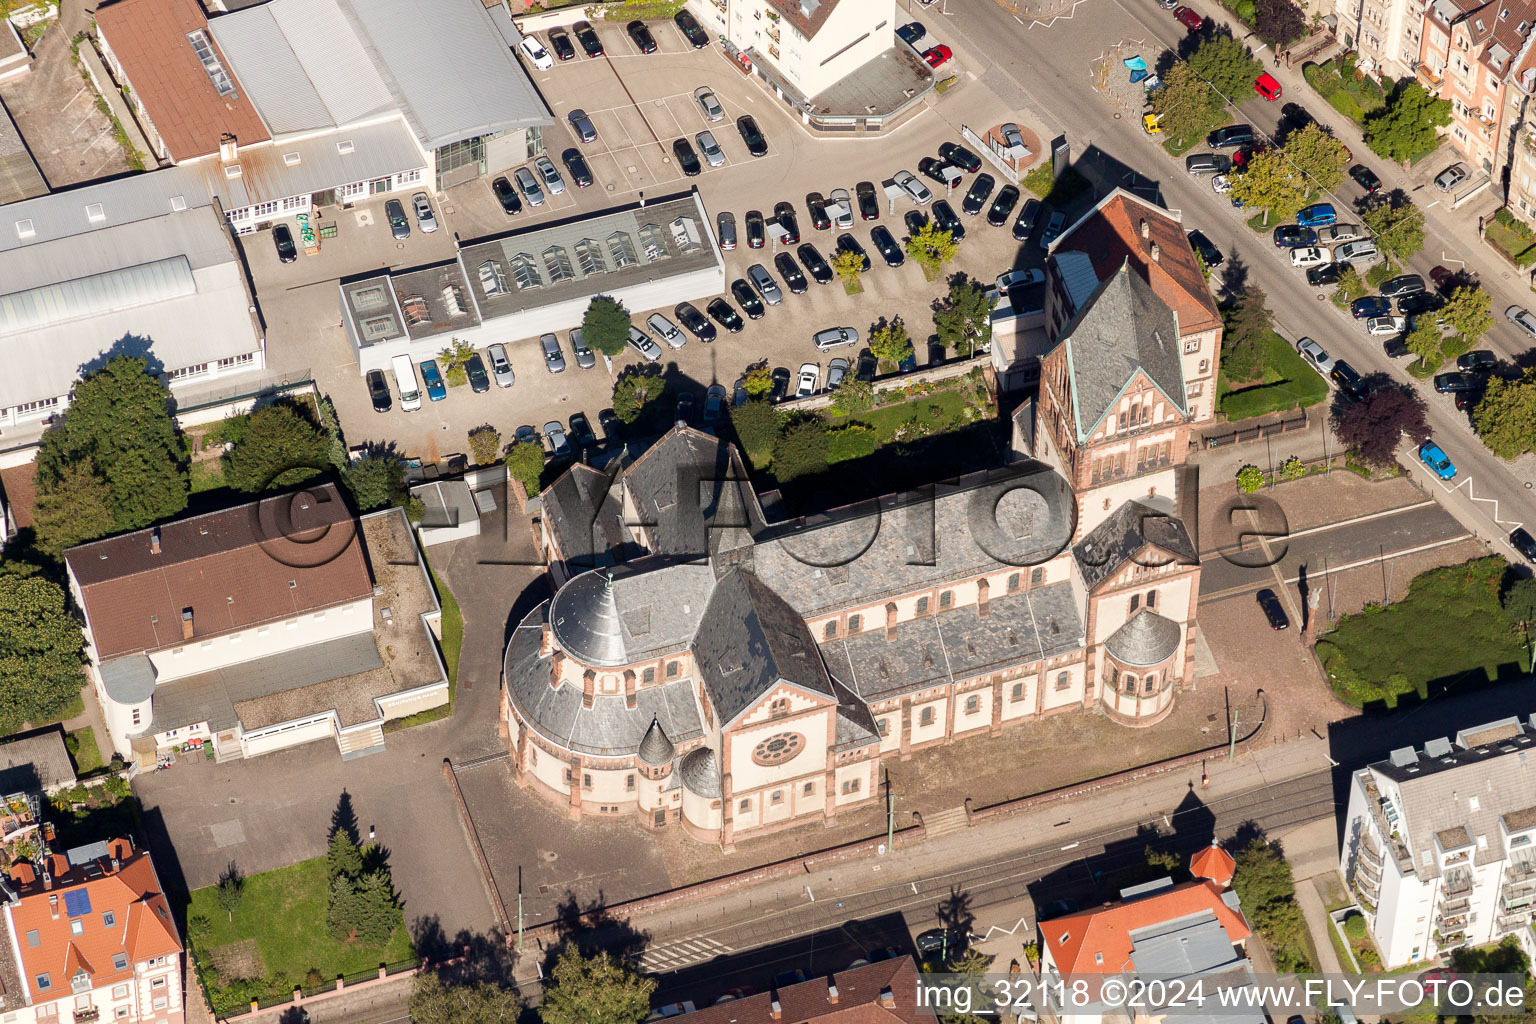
[977,577,990,619]
[550,651,566,690]
[218,133,237,162]
[111,857,120,874]
[150,527,161,555]
[539,624,552,658]
[879,987,895,1009]
[582,669,596,710]
[828,980,839,1004]
[885,602,898,641]
[1139,218,1149,239]
[1150,243,1161,263]
[181,608,194,641]
[624,669,637,710]
[770,1000,782,1020]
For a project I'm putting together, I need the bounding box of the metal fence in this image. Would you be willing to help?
[1199,410,1310,449]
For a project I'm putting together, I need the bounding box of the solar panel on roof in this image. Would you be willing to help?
[63,890,91,918]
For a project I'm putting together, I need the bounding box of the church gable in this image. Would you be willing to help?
[1074,500,1198,592]
[736,684,834,727]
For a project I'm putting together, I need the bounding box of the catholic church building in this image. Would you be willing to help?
[501,188,1221,848]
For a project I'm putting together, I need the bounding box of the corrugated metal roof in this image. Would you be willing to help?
[288,0,397,126]
[0,167,213,254]
[193,118,426,210]
[0,257,195,336]
[207,7,333,134]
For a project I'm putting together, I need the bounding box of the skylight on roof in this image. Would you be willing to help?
[169,196,187,212]
[14,219,33,239]
[186,30,236,98]
[283,152,301,166]
[85,204,105,224]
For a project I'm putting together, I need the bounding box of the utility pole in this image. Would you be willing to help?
[885,768,894,854]
[518,866,525,953]
[1227,686,1239,762]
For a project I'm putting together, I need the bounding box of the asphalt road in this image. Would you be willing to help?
[934,0,1536,560]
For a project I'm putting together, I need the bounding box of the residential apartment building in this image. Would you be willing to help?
[685,0,932,132]
[0,838,183,1024]
[673,956,922,1024]
[1507,105,1536,219]
[1340,715,1536,967]
[1338,0,1428,80]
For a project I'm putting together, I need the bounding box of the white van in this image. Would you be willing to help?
[391,354,422,412]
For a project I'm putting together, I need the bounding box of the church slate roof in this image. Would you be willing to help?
[1105,609,1182,667]
[539,461,624,573]
[621,426,760,561]
[679,746,721,798]
[1059,262,1187,443]
[1073,500,1198,592]
[638,715,675,766]
[548,561,716,667]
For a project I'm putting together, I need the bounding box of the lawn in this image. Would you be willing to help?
[1303,59,1386,127]
[188,857,414,1013]
[188,460,226,494]
[1217,331,1331,421]
[1486,219,1536,267]
[385,567,461,731]
[65,728,104,775]
[1317,556,1531,708]
[827,389,972,442]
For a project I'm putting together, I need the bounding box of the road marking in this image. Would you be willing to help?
[1280,500,1438,541]
[1442,472,1526,529]
[1287,535,1472,583]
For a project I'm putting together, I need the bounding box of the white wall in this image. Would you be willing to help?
[147,600,373,683]
[241,714,336,757]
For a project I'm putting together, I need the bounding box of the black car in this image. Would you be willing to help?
[675,391,696,424]
[549,29,577,61]
[745,209,766,249]
[1397,291,1443,317]
[1380,273,1425,298]
[1187,229,1223,268]
[806,192,831,231]
[856,181,879,220]
[598,408,623,439]
[798,243,833,284]
[896,21,926,45]
[1331,360,1363,397]
[626,20,657,53]
[1351,296,1391,318]
[1208,123,1255,148]
[573,19,604,56]
[561,148,594,187]
[1256,588,1289,630]
[1012,198,1042,241]
[465,353,490,393]
[774,201,800,244]
[986,185,1020,227]
[914,930,958,957]
[491,175,523,215]
[1455,388,1482,412]
[835,233,871,271]
[731,278,766,319]
[1306,262,1342,286]
[672,138,701,177]
[1383,336,1409,358]
[1273,225,1316,247]
[268,224,298,266]
[674,8,709,47]
[904,209,929,236]
[939,142,982,173]
[1349,164,1382,193]
[919,156,954,187]
[568,412,598,450]
[769,366,791,402]
[1434,371,1481,393]
[736,115,768,157]
[366,369,391,413]
[774,251,808,293]
[676,301,718,342]
[961,173,995,216]
[932,199,965,240]
[1512,527,1536,563]
[1458,350,1497,372]
[706,297,744,333]
[870,225,904,267]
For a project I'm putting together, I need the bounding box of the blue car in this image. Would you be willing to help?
[1296,203,1337,227]
[1418,441,1456,480]
[420,359,447,401]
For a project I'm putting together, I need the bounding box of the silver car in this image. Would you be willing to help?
[411,192,438,233]
[827,356,849,389]
[1000,123,1025,150]
[569,328,596,368]
[1295,337,1334,375]
[1320,223,1364,244]
[627,326,663,361]
[647,312,687,349]
[813,326,859,351]
[696,130,725,167]
[892,169,932,205]
[487,343,515,387]
[540,332,566,373]
[1334,239,1379,263]
[544,420,571,458]
[534,155,566,195]
[694,87,725,122]
[747,263,783,305]
[829,188,854,229]
[513,167,545,206]
[1508,305,1536,337]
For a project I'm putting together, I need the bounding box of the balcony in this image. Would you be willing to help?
[766,24,779,42]
[1360,774,1415,871]
[1507,860,1536,883]
[73,1008,100,1024]
[1417,63,1445,88]
[1438,910,1470,931]
[1442,873,1474,897]
[768,44,779,59]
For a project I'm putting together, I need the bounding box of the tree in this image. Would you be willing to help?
[1362,199,1426,264]
[743,363,774,397]
[215,863,243,922]
[729,399,782,468]
[1229,150,1306,225]
[468,426,502,467]
[831,247,866,291]
[326,874,361,940]
[1281,122,1350,192]
[904,222,959,277]
[1333,264,1367,302]
[506,440,547,494]
[771,418,829,482]
[1474,370,1536,459]
[1187,35,1262,98]
[1331,382,1430,466]
[223,401,330,493]
[34,355,187,536]
[350,868,402,945]
[539,946,656,1024]
[1405,318,1443,370]
[33,460,116,556]
[1365,82,1451,163]
[1442,285,1494,345]
[933,279,995,356]
[343,456,407,513]
[438,339,476,387]
[1221,286,1273,382]
[1232,838,1313,973]
[1254,0,1305,45]
[411,972,521,1024]
[612,367,667,424]
[869,319,914,372]
[831,377,875,415]
[327,829,362,885]
[582,295,631,357]
[1504,577,1536,642]
[0,574,85,734]
[1149,64,1224,146]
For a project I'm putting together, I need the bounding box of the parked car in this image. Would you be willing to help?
[647,312,687,348]
[775,251,808,293]
[272,223,297,263]
[675,301,718,342]
[690,132,722,170]
[1319,223,1364,244]
[894,169,934,205]
[897,21,926,44]
[512,167,544,206]
[1185,152,1231,175]
[737,114,768,157]
[1001,123,1026,151]
[703,383,727,423]
[706,297,744,333]
[1397,291,1443,316]
[1430,265,1459,291]
[1013,198,1042,241]
[540,332,566,373]
[745,209,766,249]
[798,244,834,284]
[548,29,576,61]
[870,225,904,267]
[1349,164,1382,192]
[1434,371,1481,393]
[1040,209,1066,249]
[1296,337,1334,374]
[568,412,597,450]
[1366,315,1407,337]
[672,137,702,177]
[997,269,1045,289]
[1272,224,1315,247]
[915,930,959,956]
[795,362,820,397]
[1290,246,1331,268]
[830,187,855,228]
[827,357,849,389]
[491,175,522,215]
[716,211,737,250]
[562,148,594,187]
[573,19,604,56]
[1332,361,1364,398]
[814,326,859,351]
[921,44,952,67]
[695,87,724,122]
[1508,305,1536,336]
[597,410,622,440]
[856,181,880,220]
[1380,274,1426,298]
[939,142,982,173]
[1511,527,1536,563]
[1435,163,1469,192]
[420,359,446,401]
[1296,203,1336,227]
[366,369,391,412]
[533,155,565,195]
[1418,441,1457,480]
[570,331,595,370]
[834,233,871,271]
[1210,173,1232,194]
[627,326,664,361]
[747,263,784,304]
[675,7,709,46]
[465,353,490,393]
[1383,336,1410,358]
[769,366,791,401]
[1351,296,1391,318]
[1172,4,1203,29]
[519,35,554,70]
[731,278,766,318]
[961,173,995,215]
[544,421,571,460]
[567,108,598,142]
[488,343,515,387]
[1208,124,1254,148]
[1186,229,1223,268]
[385,198,410,239]
[919,156,954,187]
[806,192,831,231]
[1458,350,1497,372]
[774,201,801,244]
[1306,263,1342,285]
[1255,589,1289,630]
[933,200,965,241]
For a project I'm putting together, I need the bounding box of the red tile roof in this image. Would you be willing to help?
[66,484,373,661]
[1043,880,1250,976]
[9,839,182,1003]
[682,957,922,1024]
[95,0,269,162]
[1055,190,1221,334]
[1189,842,1237,886]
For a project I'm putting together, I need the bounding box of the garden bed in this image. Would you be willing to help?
[1217,331,1331,420]
[1304,58,1386,126]
[1486,216,1536,268]
[384,567,461,731]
